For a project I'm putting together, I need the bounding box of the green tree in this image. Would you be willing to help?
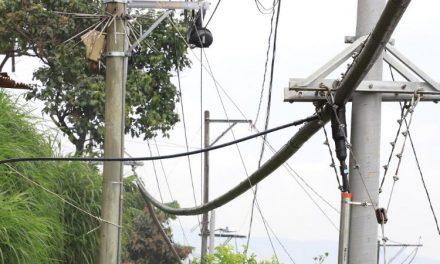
[0,0,189,156]
[191,244,280,264]
[122,177,192,263]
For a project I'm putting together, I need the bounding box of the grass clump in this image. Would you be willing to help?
[0,92,101,263]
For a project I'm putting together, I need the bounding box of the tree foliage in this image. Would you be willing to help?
[0,0,190,155]
[191,245,280,264]
[0,91,191,263]
[122,177,192,263]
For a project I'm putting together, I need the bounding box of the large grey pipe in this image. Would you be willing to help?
[138,0,412,216]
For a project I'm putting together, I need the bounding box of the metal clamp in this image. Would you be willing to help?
[104,51,129,57]
[103,0,129,3]
[345,201,375,207]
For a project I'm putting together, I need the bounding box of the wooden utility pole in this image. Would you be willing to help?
[99,1,127,263]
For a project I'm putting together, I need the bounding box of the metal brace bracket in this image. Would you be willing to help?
[285,79,440,102]
[345,201,376,207]
[104,51,130,57]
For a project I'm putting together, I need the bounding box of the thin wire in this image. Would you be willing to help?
[147,141,164,203]
[400,245,419,264]
[5,164,119,228]
[253,126,340,229]
[321,121,343,190]
[185,14,285,262]
[205,0,222,27]
[174,35,202,230]
[379,102,408,193]
[184,11,282,259]
[202,47,283,264]
[386,95,419,212]
[153,138,191,245]
[254,0,280,14]
[168,18,248,120]
[169,16,300,261]
[197,39,284,264]
[52,11,107,18]
[404,116,440,235]
[248,0,282,251]
[254,0,278,125]
[200,47,204,216]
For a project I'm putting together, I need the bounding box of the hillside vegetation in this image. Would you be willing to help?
[0,92,190,263]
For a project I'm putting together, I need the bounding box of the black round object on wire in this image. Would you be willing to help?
[188,27,213,48]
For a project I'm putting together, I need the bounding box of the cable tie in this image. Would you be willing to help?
[402,131,408,136]
[353,164,360,169]
[396,153,402,159]
[390,142,395,147]
[382,165,388,170]
[397,119,402,124]
[393,175,399,181]
[323,140,329,145]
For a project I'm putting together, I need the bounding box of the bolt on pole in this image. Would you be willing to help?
[99,1,128,263]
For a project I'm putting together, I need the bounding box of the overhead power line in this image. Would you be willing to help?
[0,115,318,166]
[135,0,410,216]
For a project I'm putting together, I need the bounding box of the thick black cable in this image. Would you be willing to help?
[0,115,319,166]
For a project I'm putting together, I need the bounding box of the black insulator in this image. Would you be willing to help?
[339,161,349,192]
[331,105,348,162]
[187,9,213,48]
[375,208,388,225]
[188,27,213,48]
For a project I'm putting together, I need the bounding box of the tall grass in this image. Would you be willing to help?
[0,92,101,263]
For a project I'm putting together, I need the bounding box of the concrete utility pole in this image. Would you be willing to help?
[201,111,210,263]
[348,1,385,263]
[201,111,252,262]
[99,1,127,263]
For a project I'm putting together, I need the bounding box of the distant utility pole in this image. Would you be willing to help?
[99,1,127,263]
[201,110,251,263]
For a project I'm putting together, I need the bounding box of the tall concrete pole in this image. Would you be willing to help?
[99,1,127,263]
[201,110,210,263]
[349,0,386,263]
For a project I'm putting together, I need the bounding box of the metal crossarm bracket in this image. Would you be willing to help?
[298,35,368,87]
[285,79,440,102]
[385,44,440,91]
[128,0,210,10]
[285,38,440,103]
